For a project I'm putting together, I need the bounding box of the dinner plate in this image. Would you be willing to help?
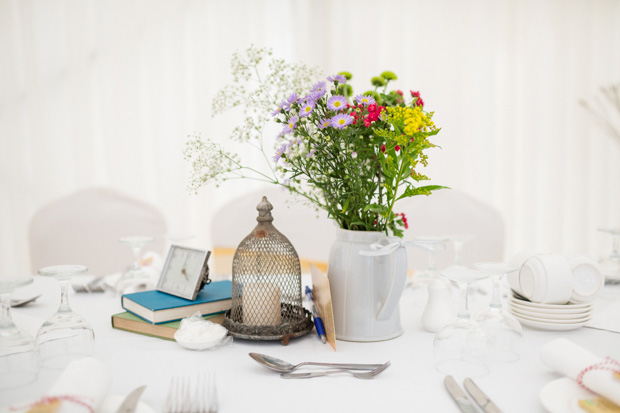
[509,295,592,310]
[540,377,597,413]
[508,304,594,320]
[513,313,588,330]
[510,308,592,324]
[508,300,593,315]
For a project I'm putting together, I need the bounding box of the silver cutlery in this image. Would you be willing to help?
[444,375,479,413]
[115,385,146,413]
[464,378,502,413]
[164,373,218,413]
[10,294,42,307]
[249,352,384,373]
[280,361,391,379]
[72,276,106,293]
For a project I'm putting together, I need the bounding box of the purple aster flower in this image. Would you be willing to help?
[351,151,358,159]
[355,94,376,106]
[331,114,354,129]
[282,115,299,134]
[327,74,347,84]
[274,144,287,162]
[311,81,327,93]
[272,101,286,117]
[283,93,299,110]
[318,118,331,129]
[299,101,315,117]
[327,95,347,111]
[305,90,326,102]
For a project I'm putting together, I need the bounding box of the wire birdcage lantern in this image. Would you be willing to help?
[223,196,313,344]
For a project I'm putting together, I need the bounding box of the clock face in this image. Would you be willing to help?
[157,246,210,300]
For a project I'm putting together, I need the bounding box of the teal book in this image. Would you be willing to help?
[121,280,232,324]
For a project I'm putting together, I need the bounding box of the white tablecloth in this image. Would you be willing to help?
[1,276,619,412]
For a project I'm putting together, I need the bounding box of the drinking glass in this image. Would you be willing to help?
[36,265,94,369]
[446,235,474,271]
[599,228,620,286]
[0,276,38,388]
[474,262,523,363]
[410,237,449,288]
[434,268,490,378]
[116,236,155,294]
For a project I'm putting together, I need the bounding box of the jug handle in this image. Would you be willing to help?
[376,247,407,320]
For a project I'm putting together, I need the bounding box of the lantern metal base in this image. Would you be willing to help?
[223,305,314,345]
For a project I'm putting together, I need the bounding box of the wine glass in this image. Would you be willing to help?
[473,262,523,363]
[0,276,39,389]
[598,228,620,286]
[409,237,449,288]
[116,236,155,295]
[434,267,490,378]
[446,235,475,270]
[36,265,94,369]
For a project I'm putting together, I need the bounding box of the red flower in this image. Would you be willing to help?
[363,118,372,128]
[399,213,409,229]
[380,144,386,153]
[395,145,401,152]
[410,90,424,107]
[396,90,403,96]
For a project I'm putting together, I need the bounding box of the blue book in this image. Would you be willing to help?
[121,280,232,324]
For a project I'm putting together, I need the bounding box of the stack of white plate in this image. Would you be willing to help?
[508,292,594,331]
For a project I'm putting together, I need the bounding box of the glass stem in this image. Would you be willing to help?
[456,281,471,320]
[0,293,12,327]
[59,280,71,312]
[427,254,436,272]
[454,241,463,266]
[489,274,503,311]
[132,246,142,271]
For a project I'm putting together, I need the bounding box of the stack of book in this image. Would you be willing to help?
[111,280,232,340]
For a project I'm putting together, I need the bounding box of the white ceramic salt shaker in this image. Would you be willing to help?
[422,279,455,333]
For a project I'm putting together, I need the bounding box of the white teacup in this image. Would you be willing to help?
[519,254,573,304]
[567,255,603,303]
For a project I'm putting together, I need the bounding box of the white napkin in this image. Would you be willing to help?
[540,338,620,406]
[586,300,620,333]
[46,357,112,412]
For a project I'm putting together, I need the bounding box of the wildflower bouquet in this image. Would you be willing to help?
[186,47,444,237]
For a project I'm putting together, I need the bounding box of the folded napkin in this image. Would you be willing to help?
[44,357,111,412]
[540,338,620,406]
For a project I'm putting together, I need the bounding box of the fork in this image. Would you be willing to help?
[280,361,391,379]
[164,373,218,413]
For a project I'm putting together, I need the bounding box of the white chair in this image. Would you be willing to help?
[209,186,337,277]
[210,186,503,277]
[29,187,167,275]
[398,189,505,272]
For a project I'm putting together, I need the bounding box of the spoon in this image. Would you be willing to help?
[280,361,391,379]
[249,352,385,373]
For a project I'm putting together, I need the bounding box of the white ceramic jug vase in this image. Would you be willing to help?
[327,228,407,341]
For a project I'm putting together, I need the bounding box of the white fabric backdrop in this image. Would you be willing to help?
[1,0,619,275]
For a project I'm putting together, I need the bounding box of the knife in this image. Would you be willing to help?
[115,385,146,413]
[444,376,479,413]
[464,378,502,413]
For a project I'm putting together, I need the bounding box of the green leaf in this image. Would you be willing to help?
[396,185,448,201]
[364,204,388,214]
[341,197,350,213]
